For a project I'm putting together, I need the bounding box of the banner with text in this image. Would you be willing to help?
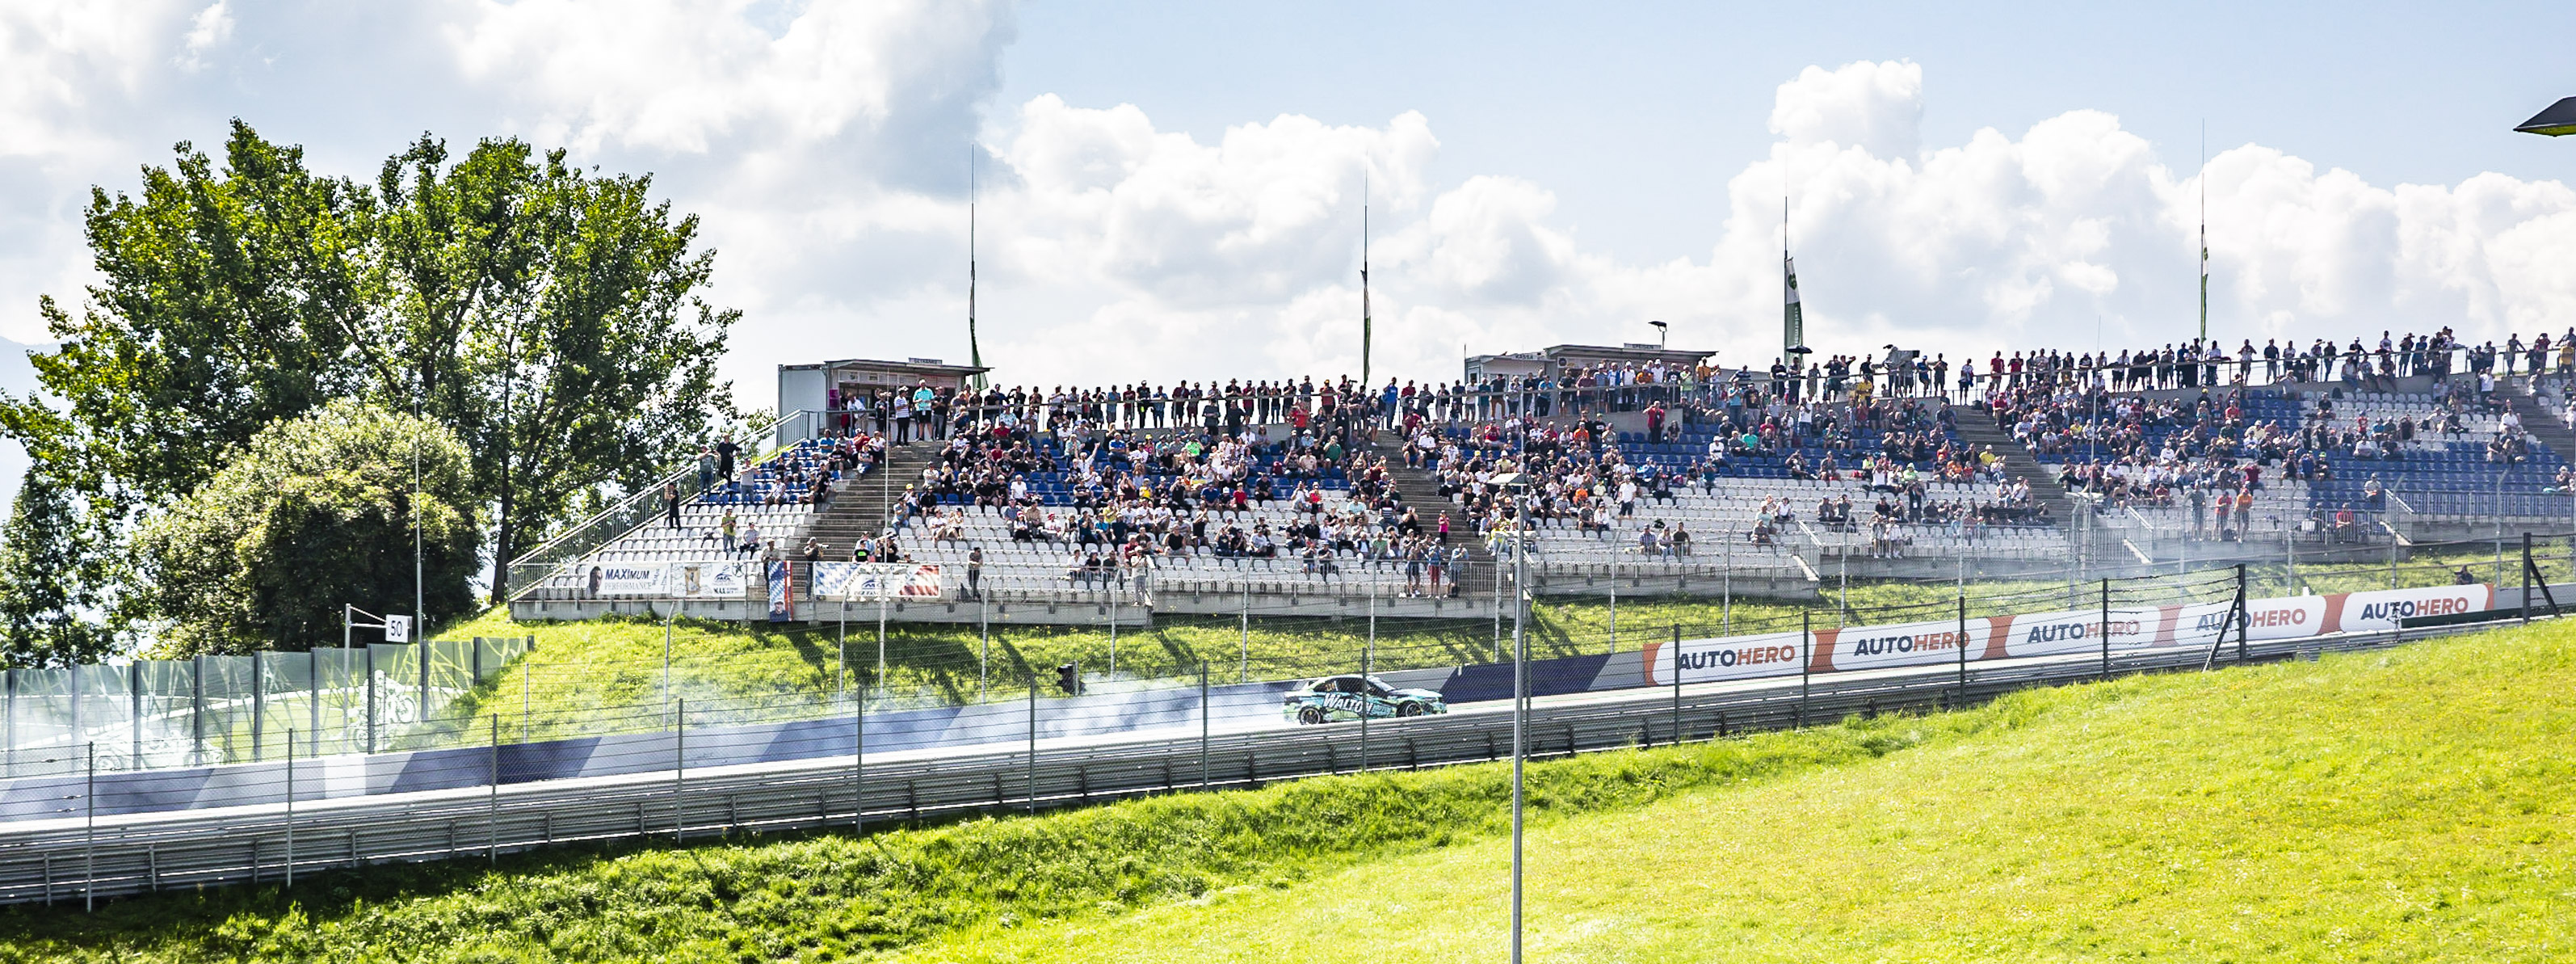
[1638,583,2495,688]
[813,563,947,601]
[672,561,750,599]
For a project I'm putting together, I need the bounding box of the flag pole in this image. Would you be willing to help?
[1361,172,1372,391]
[968,145,987,391]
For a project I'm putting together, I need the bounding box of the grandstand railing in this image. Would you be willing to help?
[503,409,823,600]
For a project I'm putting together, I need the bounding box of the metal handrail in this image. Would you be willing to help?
[504,409,820,591]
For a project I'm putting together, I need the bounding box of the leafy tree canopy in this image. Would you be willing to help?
[134,399,480,655]
[0,120,737,659]
[0,469,116,668]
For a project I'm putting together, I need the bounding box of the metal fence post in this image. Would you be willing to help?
[488,716,500,865]
[1669,624,1682,746]
[191,655,206,765]
[2099,579,2112,680]
[1026,680,1039,813]
[1361,591,1373,774]
[83,743,95,912]
[247,663,262,762]
[673,698,685,845]
[852,684,865,836]
[2523,532,2534,624]
[1956,596,1969,705]
[305,650,319,758]
[1200,663,1212,789]
[2236,564,2249,663]
[285,728,295,888]
[1798,610,1811,728]
[365,646,377,754]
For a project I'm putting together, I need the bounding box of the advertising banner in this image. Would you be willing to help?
[813,562,946,601]
[1809,616,2000,674]
[671,561,749,599]
[579,562,669,597]
[767,560,793,622]
[2326,583,2493,634]
[1992,607,2162,659]
[1585,583,2498,690]
[1641,631,1806,687]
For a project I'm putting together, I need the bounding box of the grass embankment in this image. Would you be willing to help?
[912,618,2576,963]
[11,612,2572,962]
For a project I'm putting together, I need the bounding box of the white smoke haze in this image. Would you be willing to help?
[0,2,2570,399]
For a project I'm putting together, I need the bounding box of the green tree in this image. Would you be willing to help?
[366,137,736,600]
[0,469,116,668]
[132,399,481,655]
[0,120,737,634]
[0,120,376,511]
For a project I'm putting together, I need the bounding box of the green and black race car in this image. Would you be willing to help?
[1281,674,1448,725]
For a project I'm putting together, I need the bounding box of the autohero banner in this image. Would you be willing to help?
[1636,583,2494,688]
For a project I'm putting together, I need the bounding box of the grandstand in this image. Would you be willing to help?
[505,334,2576,625]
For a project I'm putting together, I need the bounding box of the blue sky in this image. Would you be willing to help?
[998,0,2574,264]
[2,0,2572,398]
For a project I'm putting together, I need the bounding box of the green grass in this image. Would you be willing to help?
[903,619,2576,963]
[11,612,2572,962]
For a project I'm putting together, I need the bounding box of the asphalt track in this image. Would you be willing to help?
[0,617,2520,906]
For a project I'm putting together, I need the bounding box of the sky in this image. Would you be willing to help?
[3,0,2574,413]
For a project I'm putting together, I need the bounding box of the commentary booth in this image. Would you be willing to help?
[777,356,990,443]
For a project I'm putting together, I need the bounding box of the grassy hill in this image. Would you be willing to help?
[4,608,2570,961]
[906,618,2576,963]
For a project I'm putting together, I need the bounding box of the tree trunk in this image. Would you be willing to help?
[489,492,514,606]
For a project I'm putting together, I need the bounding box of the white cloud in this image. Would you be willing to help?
[945,57,2576,385]
[175,2,231,70]
[1,8,2572,407]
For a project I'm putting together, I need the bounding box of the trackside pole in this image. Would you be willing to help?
[284,729,296,888]
[1955,596,1968,705]
[2099,579,2111,680]
[1669,624,1682,745]
[1027,680,1038,813]
[1200,663,1212,788]
[2236,564,2249,663]
[488,716,499,865]
[854,684,865,836]
[673,699,685,844]
[1363,590,1374,773]
[84,743,95,912]
[1799,610,1811,728]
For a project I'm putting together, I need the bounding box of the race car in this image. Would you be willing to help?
[1282,674,1448,725]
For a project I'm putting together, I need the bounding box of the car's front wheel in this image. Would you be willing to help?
[1396,701,1425,718]
[1298,705,1326,726]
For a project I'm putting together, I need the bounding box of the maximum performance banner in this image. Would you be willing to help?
[1640,583,2494,687]
[573,562,750,599]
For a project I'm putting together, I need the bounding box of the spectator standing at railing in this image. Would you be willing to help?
[663,482,682,529]
[697,444,716,494]
[716,435,739,483]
